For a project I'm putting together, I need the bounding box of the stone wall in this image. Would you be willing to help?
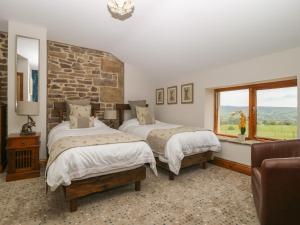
[0,32,8,104]
[48,41,124,130]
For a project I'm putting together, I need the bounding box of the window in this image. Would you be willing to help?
[217,89,249,136]
[214,79,298,140]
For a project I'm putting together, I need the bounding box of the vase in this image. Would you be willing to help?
[237,134,246,142]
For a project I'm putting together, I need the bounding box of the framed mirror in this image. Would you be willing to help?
[15,35,40,113]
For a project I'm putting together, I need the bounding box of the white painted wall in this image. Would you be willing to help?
[215,143,251,165]
[8,21,47,159]
[124,63,155,110]
[153,47,300,165]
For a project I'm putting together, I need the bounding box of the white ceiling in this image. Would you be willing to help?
[0,0,300,78]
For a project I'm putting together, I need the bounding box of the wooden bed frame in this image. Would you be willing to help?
[50,101,147,212]
[116,103,212,180]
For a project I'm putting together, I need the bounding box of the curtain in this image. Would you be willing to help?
[31,70,38,102]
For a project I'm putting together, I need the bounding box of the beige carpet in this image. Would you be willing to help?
[0,165,258,225]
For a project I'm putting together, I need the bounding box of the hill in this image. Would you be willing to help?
[220,106,297,125]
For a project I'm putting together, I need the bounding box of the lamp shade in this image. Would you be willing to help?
[16,101,39,116]
[104,110,117,120]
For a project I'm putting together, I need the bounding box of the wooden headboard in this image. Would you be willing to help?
[116,104,148,127]
[54,102,100,122]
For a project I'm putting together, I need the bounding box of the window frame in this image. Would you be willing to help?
[214,79,297,141]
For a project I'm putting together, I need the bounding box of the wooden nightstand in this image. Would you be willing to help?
[6,133,40,181]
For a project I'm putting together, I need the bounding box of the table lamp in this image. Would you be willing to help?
[16,101,39,135]
[104,110,117,128]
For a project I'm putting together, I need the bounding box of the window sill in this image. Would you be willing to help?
[217,135,261,146]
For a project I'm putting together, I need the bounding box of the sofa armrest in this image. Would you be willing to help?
[251,140,300,168]
[261,157,300,197]
[260,157,300,225]
[262,157,300,172]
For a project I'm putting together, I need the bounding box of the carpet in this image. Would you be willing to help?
[0,164,258,225]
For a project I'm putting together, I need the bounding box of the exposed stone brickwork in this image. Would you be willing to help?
[0,32,8,104]
[48,41,124,130]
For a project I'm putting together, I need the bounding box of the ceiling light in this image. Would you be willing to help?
[107,0,134,16]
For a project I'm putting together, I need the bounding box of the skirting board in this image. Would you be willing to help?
[39,160,47,167]
[210,157,251,176]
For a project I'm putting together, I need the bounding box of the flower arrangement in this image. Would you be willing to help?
[239,112,246,135]
[231,111,246,135]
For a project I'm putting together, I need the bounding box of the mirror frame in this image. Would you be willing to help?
[15,35,40,112]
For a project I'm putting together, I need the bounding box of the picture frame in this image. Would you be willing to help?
[181,83,194,104]
[156,88,164,105]
[167,86,177,104]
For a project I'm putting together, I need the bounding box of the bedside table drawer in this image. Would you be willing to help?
[7,137,39,149]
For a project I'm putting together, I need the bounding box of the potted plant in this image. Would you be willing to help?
[231,111,246,142]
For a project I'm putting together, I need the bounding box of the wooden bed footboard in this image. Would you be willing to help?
[63,166,146,212]
[156,151,212,180]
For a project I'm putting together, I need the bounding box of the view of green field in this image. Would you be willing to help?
[219,106,297,140]
[220,124,297,139]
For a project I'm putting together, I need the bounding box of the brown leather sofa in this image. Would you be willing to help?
[251,140,300,225]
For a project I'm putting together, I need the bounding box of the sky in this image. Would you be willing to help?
[220,87,297,108]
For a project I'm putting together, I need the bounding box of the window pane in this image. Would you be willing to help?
[218,89,249,136]
[256,87,297,139]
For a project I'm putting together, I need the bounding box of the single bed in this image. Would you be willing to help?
[117,104,221,180]
[46,102,157,212]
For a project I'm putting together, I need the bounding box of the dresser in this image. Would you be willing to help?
[6,133,40,181]
[0,104,7,172]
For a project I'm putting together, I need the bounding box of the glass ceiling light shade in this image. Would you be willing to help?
[107,0,134,16]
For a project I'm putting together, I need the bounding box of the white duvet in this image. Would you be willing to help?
[119,119,221,175]
[47,119,157,191]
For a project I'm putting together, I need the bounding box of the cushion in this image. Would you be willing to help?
[69,116,94,129]
[136,106,155,125]
[128,100,146,117]
[69,104,91,118]
[119,118,139,130]
[66,99,90,120]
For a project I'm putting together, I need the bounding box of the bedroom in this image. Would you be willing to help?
[0,0,300,225]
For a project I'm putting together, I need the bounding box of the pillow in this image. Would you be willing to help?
[69,104,91,118]
[66,99,90,120]
[69,116,94,129]
[119,118,139,131]
[128,100,146,117]
[136,106,155,125]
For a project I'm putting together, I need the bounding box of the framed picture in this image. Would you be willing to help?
[156,88,164,105]
[181,83,194,104]
[167,86,177,104]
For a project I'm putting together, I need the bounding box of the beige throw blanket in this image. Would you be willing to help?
[46,132,144,172]
[146,126,207,155]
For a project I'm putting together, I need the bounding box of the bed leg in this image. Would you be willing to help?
[169,171,175,180]
[135,181,141,191]
[201,161,207,169]
[69,199,77,212]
